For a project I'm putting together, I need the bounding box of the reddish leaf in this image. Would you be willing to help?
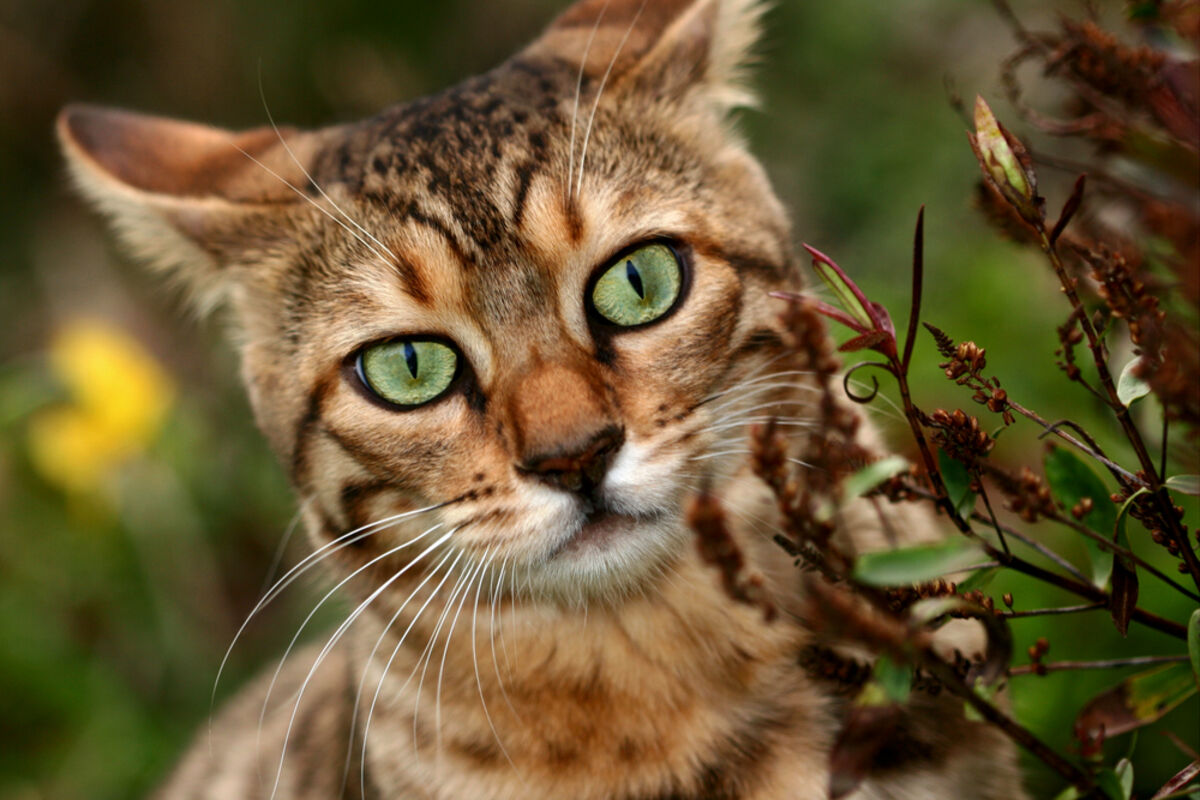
[1109,558,1138,637]
[1050,174,1086,247]
[809,298,870,334]
[1075,663,1198,752]
[839,331,892,353]
[804,244,876,330]
[1150,758,1200,800]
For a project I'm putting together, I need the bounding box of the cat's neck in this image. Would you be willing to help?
[348,544,830,799]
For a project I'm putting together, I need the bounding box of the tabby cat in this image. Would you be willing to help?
[57,0,1026,797]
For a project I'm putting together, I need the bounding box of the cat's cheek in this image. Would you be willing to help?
[446,481,579,557]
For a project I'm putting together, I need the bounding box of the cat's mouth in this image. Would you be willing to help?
[550,505,665,558]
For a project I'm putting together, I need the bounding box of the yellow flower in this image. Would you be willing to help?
[27,319,175,495]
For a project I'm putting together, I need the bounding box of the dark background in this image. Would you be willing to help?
[0,1,1194,797]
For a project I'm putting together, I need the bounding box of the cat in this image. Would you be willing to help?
[57,0,1027,797]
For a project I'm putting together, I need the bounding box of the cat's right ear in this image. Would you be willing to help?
[527,0,767,113]
[57,104,327,312]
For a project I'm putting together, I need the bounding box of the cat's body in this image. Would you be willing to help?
[58,0,1026,797]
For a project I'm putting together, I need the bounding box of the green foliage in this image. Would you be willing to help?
[852,540,986,586]
[938,448,977,515]
[871,656,913,705]
[841,456,909,502]
[1043,445,1119,587]
[0,1,1194,798]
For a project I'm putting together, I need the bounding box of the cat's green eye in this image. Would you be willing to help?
[357,339,459,408]
[590,243,683,327]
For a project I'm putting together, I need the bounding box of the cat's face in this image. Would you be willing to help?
[59,0,797,603]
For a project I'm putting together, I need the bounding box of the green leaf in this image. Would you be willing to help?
[908,596,968,627]
[872,656,912,704]
[1052,787,1081,800]
[1076,662,1199,742]
[938,449,976,516]
[1096,768,1128,800]
[1189,609,1200,689]
[841,456,909,503]
[853,540,986,587]
[956,566,999,593]
[1166,475,1200,496]
[1116,758,1134,799]
[973,96,1031,199]
[1044,446,1117,587]
[1117,358,1151,406]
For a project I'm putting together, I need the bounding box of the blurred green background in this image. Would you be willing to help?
[0,1,1194,798]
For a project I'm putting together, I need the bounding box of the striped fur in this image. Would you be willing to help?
[58,1,1026,797]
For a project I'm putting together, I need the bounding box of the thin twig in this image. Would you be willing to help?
[1034,150,1172,204]
[1000,602,1106,618]
[900,481,1088,582]
[1160,415,1169,483]
[977,480,1011,556]
[1163,731,1200,761]
[976,512,1091,585]
[1039,231,1200,591]
[897,481,1189,639]
[1009,654,1188,676]
[1045,509,1200,604]
[918,646,1097,792]
[1008,398,1142,485]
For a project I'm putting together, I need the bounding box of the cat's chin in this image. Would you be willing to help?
[549,508,652,556]
[530,509,685,605]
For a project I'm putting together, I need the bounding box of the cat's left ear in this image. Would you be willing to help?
[527,0,766,113]
[57,104,331,312]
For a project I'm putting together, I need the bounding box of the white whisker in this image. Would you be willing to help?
[229,142,395,270]
[266,526,454,799]
[471,551,522,778]
[409,557,478,759]
[341,548,456,793]
[489,556,521,720]
[217,503,441,738]
[361,549,465,799]
[688,448,752,462]
[698,417,818,436]
[434,553,492,766]
[567,0,611,199]
[575,0,649,199]
[256,71,401,266]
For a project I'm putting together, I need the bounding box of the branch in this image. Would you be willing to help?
[1009,654,1188,676]
[1000,602,1105,618]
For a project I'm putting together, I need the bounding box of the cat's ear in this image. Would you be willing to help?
[528,0,766,112]
[57,104,326,311]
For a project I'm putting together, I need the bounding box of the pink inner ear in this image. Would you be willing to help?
[59,104,301,201]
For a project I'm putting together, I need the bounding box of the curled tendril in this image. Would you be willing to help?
[842,361,895,403]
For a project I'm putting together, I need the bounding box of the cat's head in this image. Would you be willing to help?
[58,0,799,604]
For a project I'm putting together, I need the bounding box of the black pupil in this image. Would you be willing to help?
[403,342,419,378]
[625,260,645,299]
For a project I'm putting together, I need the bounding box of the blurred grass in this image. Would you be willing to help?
[0,1,1194,798]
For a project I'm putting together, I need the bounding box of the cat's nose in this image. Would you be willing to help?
[519,425,624,496]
